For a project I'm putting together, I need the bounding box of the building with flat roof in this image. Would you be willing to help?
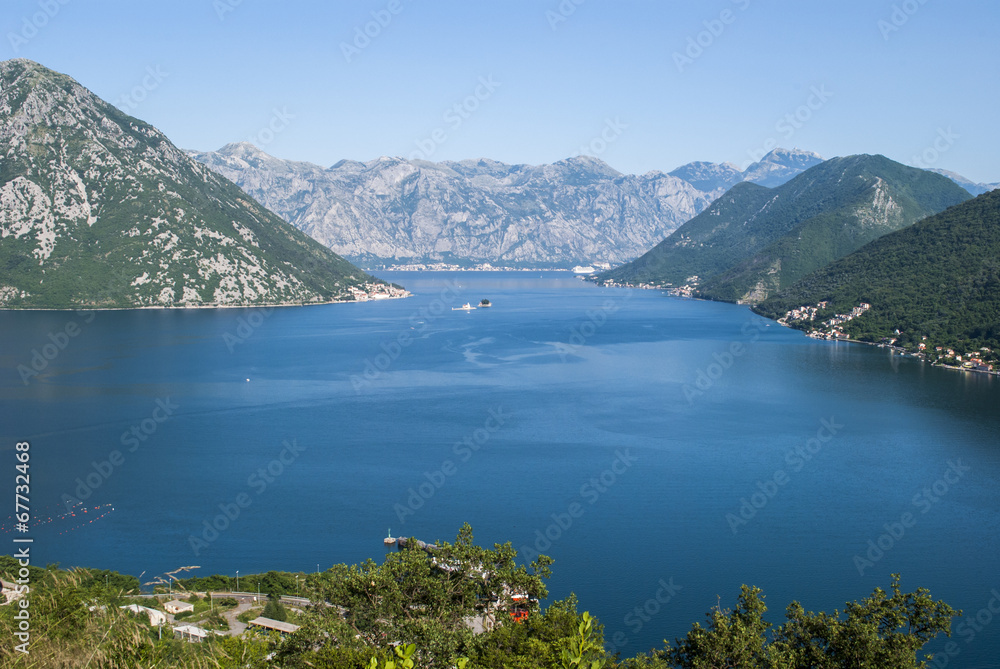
[173,624,209,643]
[248,616,300,635]
[164,599,195,615]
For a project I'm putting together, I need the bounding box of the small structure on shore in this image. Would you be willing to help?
[383,536,440,552]
[174,624,209,643]
[164,599,194,615]
[249,616,300,635]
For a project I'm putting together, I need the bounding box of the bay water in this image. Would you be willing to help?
[1,271,997,664]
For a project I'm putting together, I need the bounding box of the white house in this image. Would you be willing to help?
[173,624,209,643]
[164,599,195,615]
[120,604,167,626]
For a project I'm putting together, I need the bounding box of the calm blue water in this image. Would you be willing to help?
[1,271,998,665]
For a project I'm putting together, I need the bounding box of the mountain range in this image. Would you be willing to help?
[0,59,378,309]
[599,155,972,304]
[192,143,996,272]
[189,144,826,269]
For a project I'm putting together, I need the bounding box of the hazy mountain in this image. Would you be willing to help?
[927,168,1000,196]
[190,146,823,269]
[0,59,376,309]
[755,188,1000,360]
[667,160,743,193]
[740,147,825,188]
[601,155,971,304]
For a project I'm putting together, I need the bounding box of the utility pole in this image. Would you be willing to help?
[236,570,239,593]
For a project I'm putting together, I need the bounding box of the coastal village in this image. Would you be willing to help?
[593,274,699,297]
[780,301,997,375]
[586,276,998,377]
[348,281,410,301]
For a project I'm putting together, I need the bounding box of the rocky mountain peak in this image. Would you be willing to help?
[0,59,376,308]
[190,144,831,269]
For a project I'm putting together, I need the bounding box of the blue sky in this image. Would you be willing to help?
[3,0,998,182]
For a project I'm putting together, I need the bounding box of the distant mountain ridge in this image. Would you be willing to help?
[666,148,824,192]
[600,155,972,304]
[190,145,825,268]
[0,59,378,309]
[927,169,1000,197]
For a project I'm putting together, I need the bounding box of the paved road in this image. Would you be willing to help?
[221,598,253,636]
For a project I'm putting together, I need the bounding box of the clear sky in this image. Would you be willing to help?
[3,0,997,182]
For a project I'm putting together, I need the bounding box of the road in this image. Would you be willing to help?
[125,591,314,636]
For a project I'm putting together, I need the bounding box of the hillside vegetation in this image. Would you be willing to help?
[0,527,958,668]
[755,189,1000,364]
[601,155,971,304]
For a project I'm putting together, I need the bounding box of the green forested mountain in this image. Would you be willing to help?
[755,189,1000,358]
[0,59,378,308]
[601,155,970,304]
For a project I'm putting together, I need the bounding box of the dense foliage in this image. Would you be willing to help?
[756,189,1000,361]
[602,155,970,303]
[0,526,960,668]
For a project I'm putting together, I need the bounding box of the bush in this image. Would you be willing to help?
[237,607,262,624]
[262,597,288,622]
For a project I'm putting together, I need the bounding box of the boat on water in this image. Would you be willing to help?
[479,299,491,308]
[452,303,476,311]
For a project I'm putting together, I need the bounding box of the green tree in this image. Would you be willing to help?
[665,585,773,668]
[660,575,956,669]
[293,524,552,668]
[262,594,288,622]
[771,574,958,668]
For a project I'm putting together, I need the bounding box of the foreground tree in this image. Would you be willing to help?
[634,574,958,669]
[771,575,958,668]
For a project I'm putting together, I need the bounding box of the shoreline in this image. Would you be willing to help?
[596,281,1000,380]
[0,293,411,313]
[793,326,1000,379]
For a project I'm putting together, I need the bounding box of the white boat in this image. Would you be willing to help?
[572,265,596,274]
[452,303,476,311]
